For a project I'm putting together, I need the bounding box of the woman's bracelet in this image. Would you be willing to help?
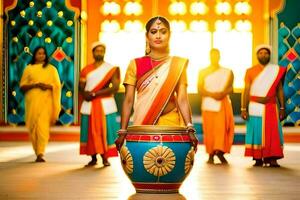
[280,107,285,110]
[241,108,247,111]
[186,123,196,134]
[117,129,127,136]
[186,122,193,127]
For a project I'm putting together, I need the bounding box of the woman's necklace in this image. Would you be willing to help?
[151,55,169,62]
[149,55,170,82]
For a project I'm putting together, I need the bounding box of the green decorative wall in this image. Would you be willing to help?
[6,0,78,125]
[277,0,300,126]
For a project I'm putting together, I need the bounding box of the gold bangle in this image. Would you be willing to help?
[241,108,247,111]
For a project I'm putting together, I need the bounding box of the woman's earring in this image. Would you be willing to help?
[145,41,151,55]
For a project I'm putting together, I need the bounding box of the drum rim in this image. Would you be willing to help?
[127,125,188,133]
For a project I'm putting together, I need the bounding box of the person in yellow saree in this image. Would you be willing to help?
[20,46,61,162]
[241,45,286,167]
[115,16,198,150]
[79,42,120,167]
[198,48,234,165]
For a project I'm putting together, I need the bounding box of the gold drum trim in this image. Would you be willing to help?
[127,125,187,134]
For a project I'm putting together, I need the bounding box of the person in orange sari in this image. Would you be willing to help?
[20,46,61,162]
[241,45,286,167]
[115,16,198,150]
[79,42,120,166]
[198,48,234,164]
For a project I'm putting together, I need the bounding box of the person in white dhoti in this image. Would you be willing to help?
[79,42,120,166]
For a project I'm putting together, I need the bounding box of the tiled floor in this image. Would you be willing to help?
[0,142,299,200]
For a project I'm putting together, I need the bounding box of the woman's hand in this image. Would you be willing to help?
[187,125,198,152]
[115,129,127,151]
[36,83,53,90]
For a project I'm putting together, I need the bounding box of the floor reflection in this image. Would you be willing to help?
[128,193,186,200]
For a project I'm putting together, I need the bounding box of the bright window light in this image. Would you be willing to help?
[235,20,252,32]
[213,30,253,89]
[99,31,145,87]
[215,1,231,15]
[101,20,120,32]
[170,20,187,32]
[190,2,208,15]
[190,20,209,32]
[170,31,212,92]
[234,1,252,15]
[215,20,232,32]
[99,22,252,92]
[102,1,121,16]
[124,1,143,16]
[124,20,144,32]
[169,1,187,15]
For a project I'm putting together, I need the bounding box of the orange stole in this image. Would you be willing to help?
[202,97,234,154]
[138,57,187,125]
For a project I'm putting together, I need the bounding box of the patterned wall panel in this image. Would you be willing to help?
[277,0,300,126]
[6,0,77,125]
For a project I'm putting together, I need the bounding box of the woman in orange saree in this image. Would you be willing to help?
[115,16,198,150]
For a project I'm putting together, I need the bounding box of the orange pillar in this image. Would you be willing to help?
[85,1,102,65]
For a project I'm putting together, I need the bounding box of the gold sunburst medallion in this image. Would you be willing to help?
[120,146,134,174]
[143,145,176,177]
[184,147,195,174]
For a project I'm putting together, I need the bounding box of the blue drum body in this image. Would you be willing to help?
[119,125,195,193]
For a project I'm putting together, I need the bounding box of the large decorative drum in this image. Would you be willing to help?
[119,125,195,193]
